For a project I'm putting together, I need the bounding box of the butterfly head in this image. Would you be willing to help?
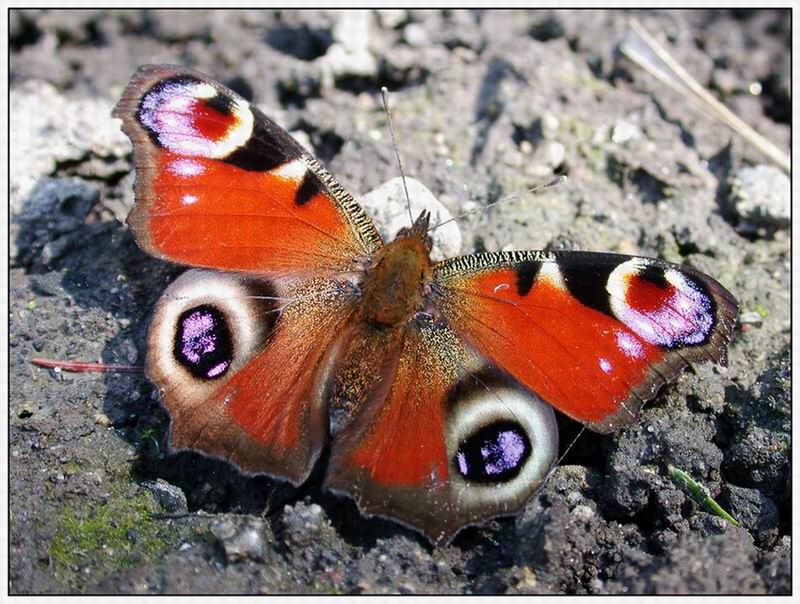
[395,210,433,253]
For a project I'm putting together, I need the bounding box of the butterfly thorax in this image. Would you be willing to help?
[359,213,433,328]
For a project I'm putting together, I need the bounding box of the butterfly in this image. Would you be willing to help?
[114,65,738,545]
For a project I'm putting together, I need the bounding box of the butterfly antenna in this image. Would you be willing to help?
[429,174,567,234]
[381,86,414,227]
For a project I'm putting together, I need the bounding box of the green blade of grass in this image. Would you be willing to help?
[668,465,740,527]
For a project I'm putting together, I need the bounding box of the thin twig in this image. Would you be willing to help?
[32,358,144,373]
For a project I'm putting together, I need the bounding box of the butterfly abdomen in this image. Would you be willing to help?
[360,234,433,328]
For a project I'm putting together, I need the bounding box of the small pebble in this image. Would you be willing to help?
[94,412,111,427]
[712,68,739,95]
[403,23,429,47]
[611,119,641,144]
[571,504,595,522]
[317,12,377,85]
[739,311,764,325]
[460,200,480,214]
[540,141,565,168]
[377,9,407,29]
[566,490,583,507]
[540,113,560,139]
[142,478,187,513]
[211,517,269,562]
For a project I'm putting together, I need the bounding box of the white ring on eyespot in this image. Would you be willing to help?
[606,258,645,304]
[149,270,264,385]
[445,382,558,510]
[192,82,218,99]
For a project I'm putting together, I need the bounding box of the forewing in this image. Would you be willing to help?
[146,269,356,484]
[114,65,382,277]
[432,251,738,432]
[325,318,558,545]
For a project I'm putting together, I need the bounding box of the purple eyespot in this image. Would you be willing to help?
[454,420,531,483]
[173,305,233,380]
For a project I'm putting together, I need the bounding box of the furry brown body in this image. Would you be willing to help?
[359,212,433,329]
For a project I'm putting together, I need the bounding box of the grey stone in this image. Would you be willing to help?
[141,479,187,514]
[721,485,779,548]
[14,177,98,267]
[728,165,790,230]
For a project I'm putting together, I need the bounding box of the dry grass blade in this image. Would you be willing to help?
[620,19,790,173]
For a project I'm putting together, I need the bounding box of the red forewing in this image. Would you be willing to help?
[114,65,382,278]
[432,251,738,432]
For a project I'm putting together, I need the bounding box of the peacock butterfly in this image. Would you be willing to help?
[113,65,738,545]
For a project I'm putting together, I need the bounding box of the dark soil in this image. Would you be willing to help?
[9,8,790,595]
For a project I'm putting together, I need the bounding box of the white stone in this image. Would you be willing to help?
[540,112,560,139]
[317,11,377,87]
[359,177,462,262]
[333,10,371,53]
[403,23,430,47]
[376,9,407,29]
[611,119,641,144]
[540,141,565,168]
[10,80,130,215]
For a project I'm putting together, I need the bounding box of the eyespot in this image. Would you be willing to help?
[607,258,715,348]
[147,269,278,392]
[137,76,254,160]
[445,372,558,512]
[174,304,233,380]
[454,419,532,483]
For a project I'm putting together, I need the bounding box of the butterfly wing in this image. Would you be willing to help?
[146,269,357,484]
[431,250,738,432]
[324,318,559,544]
[114,65,382,277]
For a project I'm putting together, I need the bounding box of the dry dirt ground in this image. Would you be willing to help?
[9,9,790,594]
